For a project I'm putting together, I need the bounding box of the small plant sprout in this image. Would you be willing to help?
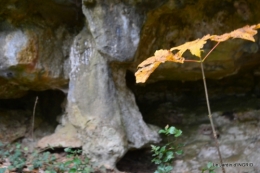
[151,125,183,173]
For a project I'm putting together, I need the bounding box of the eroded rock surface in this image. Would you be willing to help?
[0,26,73,98]
[0,110,29,143]
[38,123,82,149]
[1,0,260,171]
[173,110,260,173]
[66,25,160,168]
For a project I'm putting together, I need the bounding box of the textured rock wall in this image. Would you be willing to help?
[0,23,73,98]
[1,0,260,170]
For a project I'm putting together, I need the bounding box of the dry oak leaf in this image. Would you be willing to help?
[135,49,184,83]
[211,24,260,42]
[170,34,211,58]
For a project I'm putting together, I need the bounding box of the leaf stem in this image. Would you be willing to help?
[202,42,220,62]
[184,59,201,63]
[200,61,225,173]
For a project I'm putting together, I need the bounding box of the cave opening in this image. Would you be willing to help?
[125,69,260,128]
[117,148,157,173]
[0,89,66,145]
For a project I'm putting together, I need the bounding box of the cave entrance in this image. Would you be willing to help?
[126,69,260,128]
[0,89,66,145]
[117,148,157,173]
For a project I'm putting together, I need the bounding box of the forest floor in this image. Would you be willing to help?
[0,146,156,173]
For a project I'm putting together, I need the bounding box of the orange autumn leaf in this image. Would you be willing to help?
[254,23,260,29]
[229,25,257,42]
[170,34,211,58]
[135,60,160,83]
[211,25,259,42]
[210,33,230,42]
[135,49,184,83]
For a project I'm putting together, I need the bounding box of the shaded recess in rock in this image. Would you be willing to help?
[116,148,156,173]
[130,69,260,127]
[0,90,65,121]
[0,90,65,143]
[125,69,136,92]
[0,0,85,29]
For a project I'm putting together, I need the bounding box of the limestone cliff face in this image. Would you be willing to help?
[1,0,260,169]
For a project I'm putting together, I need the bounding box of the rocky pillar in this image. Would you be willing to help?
[65,1,160,169]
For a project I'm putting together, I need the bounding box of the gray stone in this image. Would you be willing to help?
[0,26,73,98]
[82,0,144,61]
[37,123,82,149]
[0,110,28,143]
[66,28,160,168]
[173,110,260,173]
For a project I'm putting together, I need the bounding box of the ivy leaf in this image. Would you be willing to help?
[159,146,166,153]
[65,160,73,167]
[73,157,81,165]
[159,129,166,134]
[152,158,162,165]
[64,148,72,153]
[164,165,173,172]
[151,145,160,152]
[175,150,183,155]
[168,126,176,135]
[165,151,174,162]
[69,168,77,173]
[207,162,214,169]
[135,50,184,83]
[174,129,182,137]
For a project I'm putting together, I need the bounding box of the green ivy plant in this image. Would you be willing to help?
[28,150,56,171]
[0,143,27,172]
[54,147,99,173]
[0,141,102,173]
[151,125,183,173]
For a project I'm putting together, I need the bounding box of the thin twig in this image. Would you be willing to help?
[32,96,38,141]
[200,61,225,173]
[202,42,220,62]
[184,59,201,63]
